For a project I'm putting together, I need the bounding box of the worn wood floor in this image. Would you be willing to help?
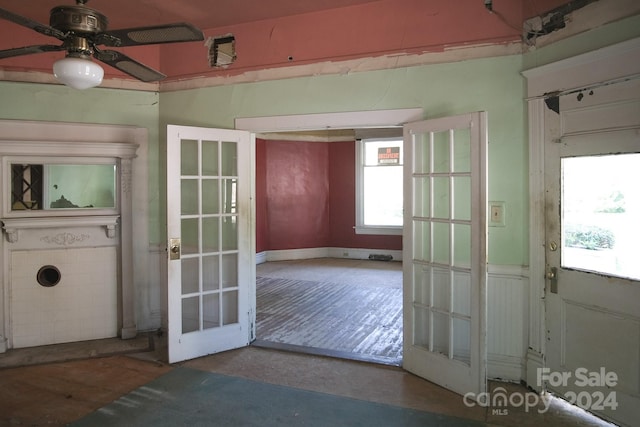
[256,258,403,365]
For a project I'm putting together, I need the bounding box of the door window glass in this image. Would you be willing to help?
[562,153,640,280]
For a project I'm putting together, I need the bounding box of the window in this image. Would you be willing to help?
[355,137,403,235]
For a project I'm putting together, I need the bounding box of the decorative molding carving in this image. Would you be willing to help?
[1,216,119,243]
[120,159,133,196]
[40,232,90,246]
[4,228,17,243]
[106,224,117,238]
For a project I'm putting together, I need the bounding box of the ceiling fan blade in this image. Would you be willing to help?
[0,44,65,60]
[94,49,166,82]
[0,7,66,40]
[97,23,204,47]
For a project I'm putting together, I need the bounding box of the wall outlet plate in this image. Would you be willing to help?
[489,201,506,227]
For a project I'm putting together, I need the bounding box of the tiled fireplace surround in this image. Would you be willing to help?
[0,120,148,351]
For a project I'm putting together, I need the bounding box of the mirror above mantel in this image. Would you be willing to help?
[11,162,117,214]
[0,140,137,219]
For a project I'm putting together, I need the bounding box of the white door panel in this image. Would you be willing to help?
[402,112,487,397]
[544,79,640,426]
[167,125,255,364]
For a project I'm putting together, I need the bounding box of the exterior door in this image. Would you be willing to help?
[544,79,640,426]
[403,112,488,397]
[167,125,255,364]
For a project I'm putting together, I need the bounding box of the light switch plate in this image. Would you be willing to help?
[489,201,505,227]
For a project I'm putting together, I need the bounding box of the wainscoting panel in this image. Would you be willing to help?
[487,265,528,381]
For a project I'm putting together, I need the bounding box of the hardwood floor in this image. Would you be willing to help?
[255,258,403,365]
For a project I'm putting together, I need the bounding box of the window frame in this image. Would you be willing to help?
[355,137,403,235]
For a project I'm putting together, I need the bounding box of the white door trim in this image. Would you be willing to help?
[523,36,640,390]
[522,37,640,99]
[235,108,423,133]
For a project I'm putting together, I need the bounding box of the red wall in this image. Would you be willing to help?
[256,138,401,253]
[255,139,268,253]
[262,139,331,250]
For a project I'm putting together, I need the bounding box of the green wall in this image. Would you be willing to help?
[0,83,162,241]
[1,15,637,266]
[159,55,529,265]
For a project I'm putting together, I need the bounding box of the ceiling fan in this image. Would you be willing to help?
[0,0,205,88]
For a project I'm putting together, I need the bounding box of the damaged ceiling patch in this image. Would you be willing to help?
[523,0,598,46]
[206,34,237,68]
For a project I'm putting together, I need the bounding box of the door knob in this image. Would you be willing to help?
[546,268,556,280]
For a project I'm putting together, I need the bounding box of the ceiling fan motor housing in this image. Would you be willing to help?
[50,5,108,34]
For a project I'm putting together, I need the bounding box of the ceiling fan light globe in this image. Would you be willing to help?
[53,57,104,89]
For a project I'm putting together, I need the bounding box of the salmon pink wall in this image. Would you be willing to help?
[256,138,401,253]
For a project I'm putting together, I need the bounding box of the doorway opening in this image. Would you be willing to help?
[236,108,423,366]
[252,130,404,365]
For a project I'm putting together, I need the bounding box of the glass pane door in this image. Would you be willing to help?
[180,139,240,333]
[167,125,253,364]
[411,127,472,364]
[403,112,487,397]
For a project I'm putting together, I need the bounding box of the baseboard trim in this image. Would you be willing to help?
[256,251,267,264]
[262,247,330,262]
[525,349,545,392]
[488,354,524,382]
[257,247,403,263]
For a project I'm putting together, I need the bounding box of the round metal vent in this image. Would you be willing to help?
[37,265,61,287]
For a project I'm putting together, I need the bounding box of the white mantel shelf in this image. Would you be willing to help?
[1,215,120,243]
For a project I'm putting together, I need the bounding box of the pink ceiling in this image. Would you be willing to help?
[0,0,384,30]
[0,0,570,83]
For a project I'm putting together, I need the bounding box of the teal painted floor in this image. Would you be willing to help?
[72,367,485,427]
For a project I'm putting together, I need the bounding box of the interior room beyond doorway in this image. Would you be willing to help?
[254,258,403,365]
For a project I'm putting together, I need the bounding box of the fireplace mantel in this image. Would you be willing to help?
[0,120,149,352]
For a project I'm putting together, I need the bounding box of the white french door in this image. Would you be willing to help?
[544,79,640,426]
[402,112,487,396]
[167,125,255,364]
